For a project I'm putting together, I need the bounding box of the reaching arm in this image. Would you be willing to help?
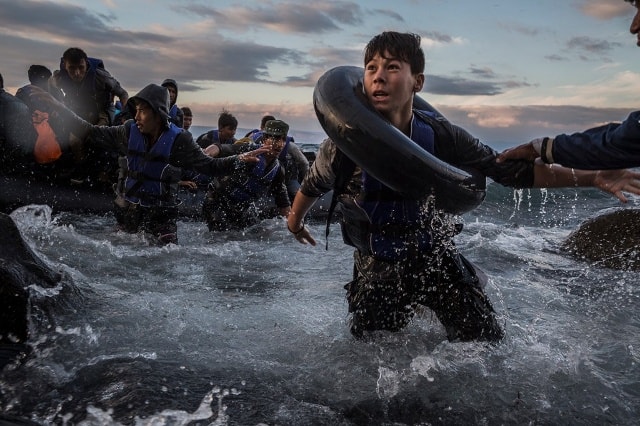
[532,160,640,203]
[287,191,319,246]
[497,111,640,169]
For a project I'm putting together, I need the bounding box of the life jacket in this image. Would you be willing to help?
[168,104,183,128]
[124,123,181,207]
[329,110,452,261]
[228,155,281,203]
[57,57,111,124]
[168,104,178,120]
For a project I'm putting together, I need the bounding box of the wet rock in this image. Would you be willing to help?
[0,212,62,369]
[562,207,640,271]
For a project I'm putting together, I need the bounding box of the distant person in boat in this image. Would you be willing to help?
[15,65,63,100]
[195,110,237,148]
[28,83,267,245]
[287,31,640,341]
[161,79,184,128]
[50,48,129,185]
[50,47,128,126]
[244,114,275,138]
[246,115,309,201]
[181,106,193,134]
[13,66,68,168]
[497,0,640,169]
[202,120,291,231]
[1,71,75,174]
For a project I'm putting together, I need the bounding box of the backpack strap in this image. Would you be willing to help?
[324,148,356,250]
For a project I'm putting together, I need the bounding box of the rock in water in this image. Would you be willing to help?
[0,212,62,368]
[562,207,640,271]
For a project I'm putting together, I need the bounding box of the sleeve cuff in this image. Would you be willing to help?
[540,137,554,164]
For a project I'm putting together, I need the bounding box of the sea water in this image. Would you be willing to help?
[1,183,639,425]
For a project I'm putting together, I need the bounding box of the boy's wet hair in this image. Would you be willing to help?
[218,109,238,129]
[364,31,425,75]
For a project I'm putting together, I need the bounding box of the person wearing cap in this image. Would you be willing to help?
[27,83,267,245]
[201,119,292,231]
[497,0,640,169]
[246,115,310,202]
[161,79,184,128]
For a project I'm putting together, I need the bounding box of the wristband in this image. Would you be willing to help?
[287,222,305,236]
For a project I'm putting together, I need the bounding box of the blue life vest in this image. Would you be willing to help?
[228,155,281,203]
[168,104,179,121]
[354,111,436,261]
[124,123,181,207]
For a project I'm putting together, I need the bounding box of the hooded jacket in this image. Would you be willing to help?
[54,84,239,188]
[161,79,184,128]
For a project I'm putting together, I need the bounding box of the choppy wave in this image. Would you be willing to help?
[1,184,639,424]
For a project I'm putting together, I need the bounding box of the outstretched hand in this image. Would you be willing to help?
[594,169,640,203]
[237,147,269,163]
[287,221,316,246]
[497,138,543,163]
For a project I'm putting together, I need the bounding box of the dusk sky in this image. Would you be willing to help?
[1,0,638,149]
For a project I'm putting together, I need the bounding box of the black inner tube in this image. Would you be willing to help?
[313,65,486,215]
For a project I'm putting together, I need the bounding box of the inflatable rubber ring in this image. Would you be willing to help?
[313,65,486,215]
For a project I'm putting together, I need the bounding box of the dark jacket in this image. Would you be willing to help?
[55,84,238,180]
[50,58,128,126]
[549,110,640,169]
[0,89,38,166]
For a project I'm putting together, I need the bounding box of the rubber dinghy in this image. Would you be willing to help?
[313,65,486,215]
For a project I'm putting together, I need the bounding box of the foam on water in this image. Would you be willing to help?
[1,186,639,424]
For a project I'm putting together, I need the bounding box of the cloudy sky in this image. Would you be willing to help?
[1,0,638,148]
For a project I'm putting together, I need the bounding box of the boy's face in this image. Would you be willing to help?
[219,125,237,141]
[134,101,161,135]
[363,52,424,121]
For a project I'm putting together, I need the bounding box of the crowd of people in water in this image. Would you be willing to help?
[0,47,311,245]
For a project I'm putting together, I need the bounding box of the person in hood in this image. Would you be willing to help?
[28,83,267,245]
[497,0,640,169]
[161,79,184,128]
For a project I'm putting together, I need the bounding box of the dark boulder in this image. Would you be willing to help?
[562,207,640,271]
[0,212,63,368]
